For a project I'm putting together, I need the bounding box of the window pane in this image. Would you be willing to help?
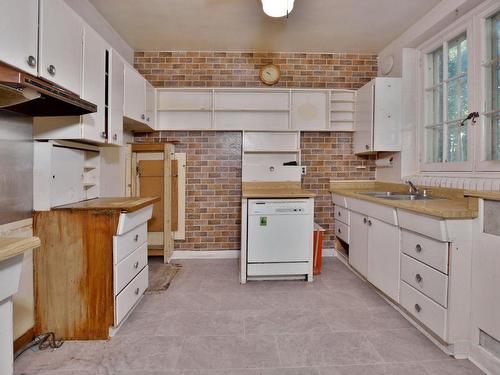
[448,76,468,121]
[485,12,500,161]
[486,114,500,161]
[434,48,443,84]
[426,126,443,162]
[435,86,443,124]
[448,42,458,78]
[448,34,467,78]
[447,124,468,162]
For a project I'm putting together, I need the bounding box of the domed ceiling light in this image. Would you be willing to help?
[261,0,295,18]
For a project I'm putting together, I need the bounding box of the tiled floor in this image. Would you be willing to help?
[15,258,484,375]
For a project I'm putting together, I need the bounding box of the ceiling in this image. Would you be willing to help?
[89,0,442,53]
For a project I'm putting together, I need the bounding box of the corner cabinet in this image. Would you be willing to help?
[353,77,402,155]
[124,65,155,131]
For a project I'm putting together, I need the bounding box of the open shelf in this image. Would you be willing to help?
[244,149,300,154]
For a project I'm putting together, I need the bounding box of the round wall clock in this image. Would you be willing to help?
[259,64,281,85]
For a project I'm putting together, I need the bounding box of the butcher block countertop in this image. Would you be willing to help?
[329,180,479,219]
[53,197,160,212]
[0,237,41,262]
[242,182,316,199]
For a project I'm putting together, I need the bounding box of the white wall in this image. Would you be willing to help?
[64,0,134,64]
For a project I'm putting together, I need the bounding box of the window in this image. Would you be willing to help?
[424,33,469,164]
[484,11,500,161]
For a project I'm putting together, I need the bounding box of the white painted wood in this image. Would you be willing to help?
[114,265,148,325]
[348,198,398,225]
[400,281,447,341]
[0,0,39,75]
[114,242,147,296]
[247,262,311,277]
[291,90,328,130]
[353,80,374,154]
[173,153,186,240]
[33,142,52,211]
[334,205,350,225]
[108,50,124,145]
[243,131,299,151]
[116,206,153,235]
[158,90,213,110]
[123,64,146,123]
[348,210,368,277]
[242,165,302,182]
[367,218,400,302]
[332,193,348,208]
[397,209,449,241]
[39,0,83,95]
[334,220,349,244]
[401,229,449,274]
[113,222,147,263]
[50,146,85,207]
[401,254,449,308]
[215,111,289,130]
[145,81,156,129]
[214,90,289,111]
[240,198,248,284]
[157,110,212,130]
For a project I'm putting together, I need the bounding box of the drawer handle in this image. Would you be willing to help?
[414,303,421,313]
[337,228,341,233]
[338,211,341,216]
[135,287,140,295]
[367,220,372,226]
[363,217,367,224]
[415,274,423,283]
[415,244,422,253]
[134,261,139,269]
[134,234,139,242]
[141,114,145,120]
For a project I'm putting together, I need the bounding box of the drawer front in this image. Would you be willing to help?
[349,198,398,226]
[401,254,448,308]
[335,220,349,244]
[334,205,349,225]
[115,265,148,325]
[113,222,148,264]
[397,209,448,241]
[332,194,347,208]
[116,205,153,235]
[400,281,447,341]
[401,230,449,274]
[114,242,148,296]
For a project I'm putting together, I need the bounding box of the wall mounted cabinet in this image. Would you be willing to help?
[124,65,155,132]
[0,0,39,75]
[354,77,402,154]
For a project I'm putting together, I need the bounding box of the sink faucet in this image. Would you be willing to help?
[406,180,419,195]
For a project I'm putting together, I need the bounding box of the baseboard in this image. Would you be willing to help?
[171,250,240,259]
[470,343,500,375]
[14,326,34,352]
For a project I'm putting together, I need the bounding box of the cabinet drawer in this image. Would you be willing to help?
[334,205,349,225]
[332,194,347,208]
[335,220,349,244]
[116,205,153,235]
[400,281,447,341]
[397,209,448,241]
[401,230,449,274]
[113,222,147,264]
[401,254,448,308]
[349,198,398,226]
[115,265,148,325]
[114,242,148,296]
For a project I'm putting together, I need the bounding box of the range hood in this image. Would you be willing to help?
[0,63,97,116]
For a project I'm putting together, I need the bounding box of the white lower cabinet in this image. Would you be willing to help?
[348,211,368,277]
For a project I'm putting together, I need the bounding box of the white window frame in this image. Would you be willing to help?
[475,2,500,172]
[418,20,474,172]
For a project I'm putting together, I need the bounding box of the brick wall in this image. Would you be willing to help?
[134,50,377,250]
[134,51,377,89]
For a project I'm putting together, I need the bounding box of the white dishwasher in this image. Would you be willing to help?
[247,199,314,281]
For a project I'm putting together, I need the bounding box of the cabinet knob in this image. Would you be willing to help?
[414,303,421,313]
[337,228,341,233]
[141,114,145,120]
[134,261,139,269]
[363,217,367,224]
[100,131,107,139]
[415,274,423,283]
[337,211,341,216]
[113,133,118,140]
[27,55,37,68]
[367,219,372,226]
[134,234,139,241]
[135,288,140,295]
[147,117,150,122]
[415,244,422,253]
[47,64,56,76]
[365,144,370,150]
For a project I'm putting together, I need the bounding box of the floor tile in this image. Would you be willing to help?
[318,362,426,375]
[421,359,485,374]
[244,309,330,335]
[276,332,382,366]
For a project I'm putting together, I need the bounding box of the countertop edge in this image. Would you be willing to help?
[51,197,160,212]
[0,237,41,262]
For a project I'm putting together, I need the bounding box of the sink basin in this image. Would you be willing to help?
[358,191,434,201]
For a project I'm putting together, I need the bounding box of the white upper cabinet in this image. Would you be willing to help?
[145,81,156,129]
[39,0,83,95]
[291,90,328,130]
[108,50,125,145]
[0,0,39,75]
[123,64,155,131]
[354,77,402,154]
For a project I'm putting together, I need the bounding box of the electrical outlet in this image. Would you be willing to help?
[301,166,307,175]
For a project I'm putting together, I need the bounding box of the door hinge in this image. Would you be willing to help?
[136,165,141,177]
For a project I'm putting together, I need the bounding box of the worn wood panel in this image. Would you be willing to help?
[171,159,178,231]
[164,144,174,262]
[140,160,163,177]
[33,210,118,340]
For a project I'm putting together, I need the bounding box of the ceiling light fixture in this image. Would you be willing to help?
[261,0,295,18]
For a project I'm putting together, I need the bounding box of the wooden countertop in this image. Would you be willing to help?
[329,181,479,219]
[0,237,41,262]
[242,182,316,199]
[465,190,500,201]
[53,197,160,212]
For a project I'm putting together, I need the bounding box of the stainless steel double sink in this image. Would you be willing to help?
[358,191,435,201]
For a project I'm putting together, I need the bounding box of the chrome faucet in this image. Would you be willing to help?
[406,180,419,195]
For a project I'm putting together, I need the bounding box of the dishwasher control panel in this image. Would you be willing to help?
[248,199,311,215]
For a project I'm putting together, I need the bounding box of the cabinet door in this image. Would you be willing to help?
[291,91,328,130]
[0,0,38,75]
[124,65,146,123]
[39,0,83,95]
[50,147,85,207]
[108,50,124,145]
[81,25,107,143]
[367,217,400,301]
[353,80,374,154]
[373,77,401,152]
[349,211,368,277]
[145,82,156,129]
